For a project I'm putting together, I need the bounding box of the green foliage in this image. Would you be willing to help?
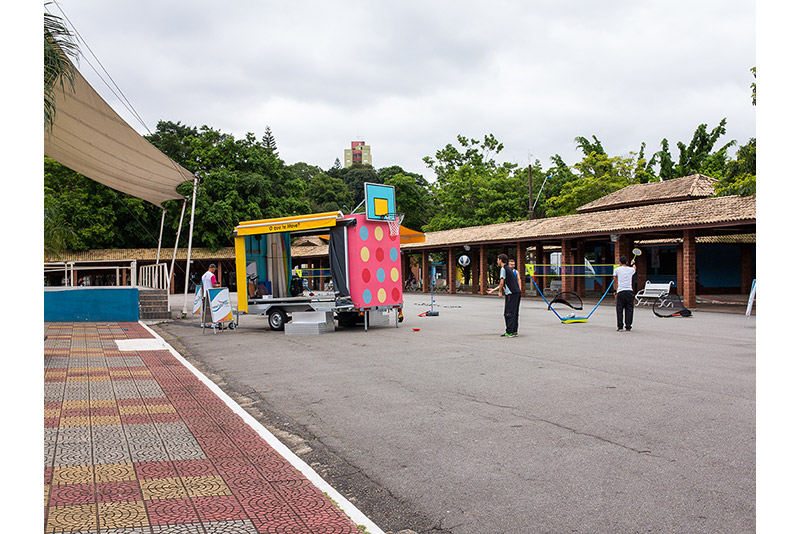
[44,157,163,251]
[544,151,639,216]
[44,5,79,132]
[327,164,380,206]
[261,125,278,154]
[146,122,310,250]
[715,138,756,196]
[306,172,353,213]
[649,119,734,180]
[383,172,434,231]
[751,66,756,106]
[423,134,522,231]
[287,162,325,183]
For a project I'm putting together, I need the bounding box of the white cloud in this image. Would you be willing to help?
[57,0,755,179]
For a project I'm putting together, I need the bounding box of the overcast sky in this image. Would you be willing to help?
[47,0,755,179]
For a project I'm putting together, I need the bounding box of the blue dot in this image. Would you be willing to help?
[362,289,372,304]
[376,268,386,282]
[389,247,398,262]
[359,226,369,241]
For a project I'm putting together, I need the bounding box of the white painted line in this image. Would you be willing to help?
[137,321,385,534]
[115,338,171,352]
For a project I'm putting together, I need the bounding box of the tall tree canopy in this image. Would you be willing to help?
[423,134,523,231]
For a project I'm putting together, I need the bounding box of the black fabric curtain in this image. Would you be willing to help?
[328,226,350,297]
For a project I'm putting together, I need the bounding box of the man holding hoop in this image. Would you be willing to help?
[613,256,636,331]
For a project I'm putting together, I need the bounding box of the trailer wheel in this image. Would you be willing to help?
[268,309,287,331]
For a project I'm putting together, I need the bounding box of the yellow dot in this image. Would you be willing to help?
[390,268,399,282]
[377,288,386,303]
[361,247,370,262]
[374,226,384,241]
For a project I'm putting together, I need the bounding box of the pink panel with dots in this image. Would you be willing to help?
[346,214,403,308]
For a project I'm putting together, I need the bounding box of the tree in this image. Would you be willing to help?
[336,164,380,206]
[261,125,278,154]
[287,162,325,183]
[715,138,756,196]
[306,173,353,213]
[750,66,756,106]
[44,4,79,132]
[544,151,639,216]
[383,172,434,231]
[649,119,734,180]
[44,157,163,251]
[423,134,522,231]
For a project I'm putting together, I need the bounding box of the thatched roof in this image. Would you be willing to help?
[576,174,718,213]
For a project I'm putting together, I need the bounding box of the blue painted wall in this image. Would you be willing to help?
[44,287,140,322]
[697,244,742,288]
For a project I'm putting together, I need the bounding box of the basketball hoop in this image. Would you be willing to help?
[383,212,404,236]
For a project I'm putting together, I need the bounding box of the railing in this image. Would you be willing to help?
[138,263,169,291]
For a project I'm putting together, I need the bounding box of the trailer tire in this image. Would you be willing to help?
[268,309,287,331]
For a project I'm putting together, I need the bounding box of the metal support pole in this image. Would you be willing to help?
[182,178,199,315]
[156,207,166,264]
[168,199,187,309]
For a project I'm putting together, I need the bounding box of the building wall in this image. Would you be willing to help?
[44,287,140,322]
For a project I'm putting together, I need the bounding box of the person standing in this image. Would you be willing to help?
[495,254,521,337]
[508,258,523,289]
[613,255,636,331]
[201,264,220,324]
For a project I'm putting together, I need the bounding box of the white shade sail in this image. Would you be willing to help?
[44,65,195,206]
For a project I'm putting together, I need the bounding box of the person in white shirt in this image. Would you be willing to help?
[201,264,220,323]
[613,255,637,331]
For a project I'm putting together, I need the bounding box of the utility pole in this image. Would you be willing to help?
[528,164,533,220]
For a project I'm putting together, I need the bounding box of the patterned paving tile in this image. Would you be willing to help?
[43,322,363,534]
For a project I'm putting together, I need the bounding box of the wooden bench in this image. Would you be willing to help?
[635,281,674,306]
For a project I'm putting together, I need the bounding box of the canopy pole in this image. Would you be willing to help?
[167,199,187,312]
[156,207,166,264]
[182,178,199,316]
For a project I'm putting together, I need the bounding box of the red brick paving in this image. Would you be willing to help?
[44,322,365,534]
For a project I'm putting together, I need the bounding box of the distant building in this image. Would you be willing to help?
[344,141,372,167]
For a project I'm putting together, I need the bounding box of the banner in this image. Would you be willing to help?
[208,288,233,323]
[193,285,202,314]
[745,279,756,318]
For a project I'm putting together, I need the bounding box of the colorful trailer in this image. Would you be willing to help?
[232,183,424,331]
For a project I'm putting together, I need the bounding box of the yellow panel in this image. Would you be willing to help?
[234,212,340,236]
[374,198,389,217]
[234,236,248,314]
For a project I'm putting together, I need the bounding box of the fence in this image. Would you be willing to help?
[138,262,169,291]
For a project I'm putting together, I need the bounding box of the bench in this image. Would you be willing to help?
[635,281,674,306]
[544,279,562,297]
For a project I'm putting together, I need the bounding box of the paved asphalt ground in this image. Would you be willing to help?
[154,292,756,534]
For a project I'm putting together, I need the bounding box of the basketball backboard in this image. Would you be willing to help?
[364,182,396,221]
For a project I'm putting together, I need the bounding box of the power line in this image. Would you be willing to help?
[48,1,152,136]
